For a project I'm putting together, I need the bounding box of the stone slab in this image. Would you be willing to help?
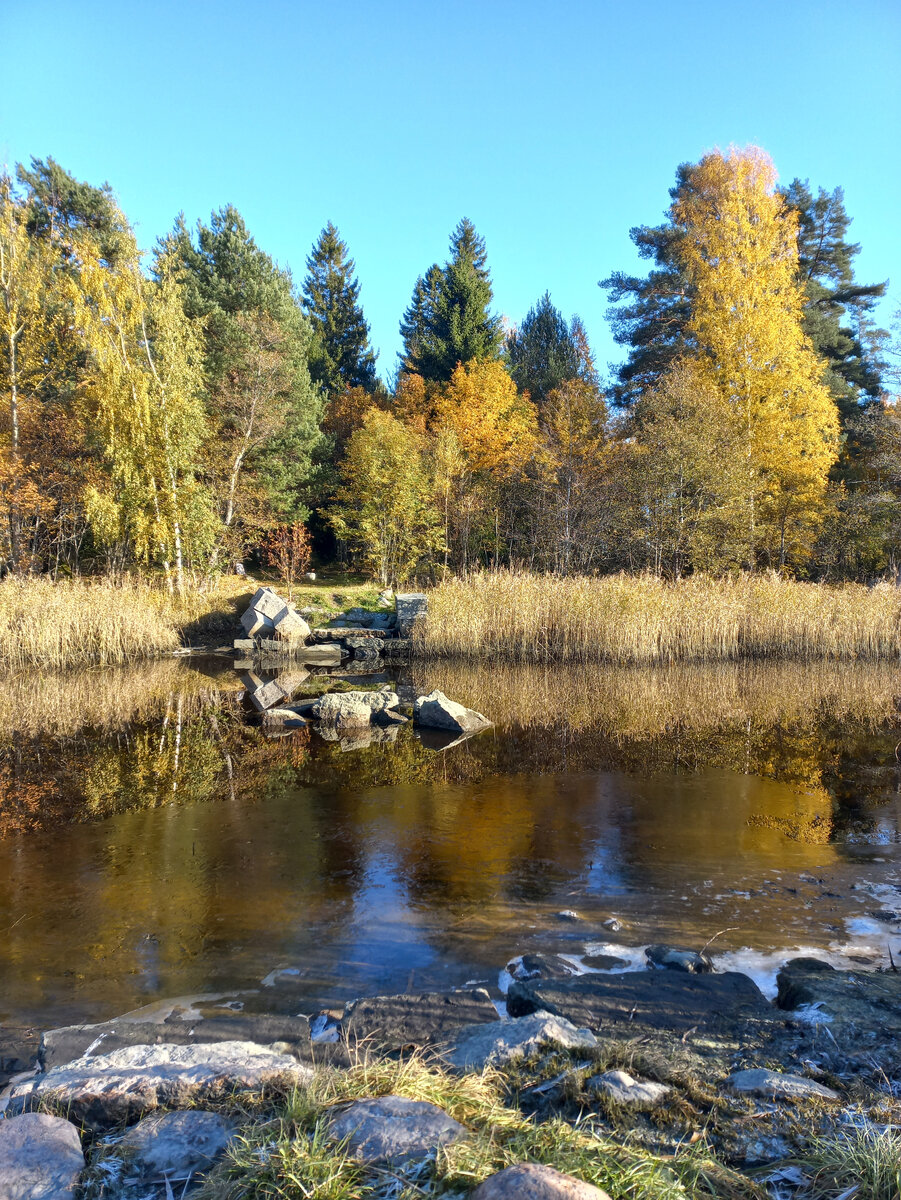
[341,989,499,1050]
[443,1011,597,1072]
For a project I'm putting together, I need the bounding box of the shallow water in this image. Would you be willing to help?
[2,658,901,1045]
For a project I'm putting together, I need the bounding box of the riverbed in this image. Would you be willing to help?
[2,657,901,1061]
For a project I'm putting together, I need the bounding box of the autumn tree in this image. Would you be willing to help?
[673,147,840,568]
[302,222,377,394]
[399,220,502,382]
[330,408,441,586]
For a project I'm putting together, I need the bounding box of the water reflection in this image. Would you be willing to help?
[1,659,901,1040]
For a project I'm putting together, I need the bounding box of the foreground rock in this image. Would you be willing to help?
[471,1163,611,1199]
[117,1109,238,1180]
[328,1095,467,1164]
[312,690,400,724]
[341,989,499,1050]
[0,1112,85,1200]
[12,1040,310,1129]
[507,971,776,1037]
[414,690,492,733]
[588,1069,672,1106]
[39,1012,313,1071]
[724,1068,840,1102]
[443,1011,597,1072]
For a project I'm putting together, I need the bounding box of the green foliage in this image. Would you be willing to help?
[302,221,377,393]
[330,408,442,585]
[506,292,595,407]
[399,219,502,382]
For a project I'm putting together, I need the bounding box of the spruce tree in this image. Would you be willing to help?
[398,219,501,382]
[302,222,377,394]
[507,292,593,407]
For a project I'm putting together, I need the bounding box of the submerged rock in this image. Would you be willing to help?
[588,1069,672,1106]
[0,1112,84,1200]
[327,1095,467,1164]
[471,1163,611,1199]
[13,1040,310,1129]
[507,954,579,982]
[413,690,491,733]
[646,943,713,974]
[443,1011,597,1072]
[723,1067,839,1102]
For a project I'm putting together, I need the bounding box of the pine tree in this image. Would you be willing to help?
[302,222,377,394]
[398,219,501,382]
[507,292,594,407]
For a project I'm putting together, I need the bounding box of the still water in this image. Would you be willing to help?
[2,657,901,1050]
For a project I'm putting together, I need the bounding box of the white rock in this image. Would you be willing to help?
[313,691,399,722]
[588,1069,672,1106]
[444,1011,597,1072]
[724,1068,840,1102]
[413,690,491,733]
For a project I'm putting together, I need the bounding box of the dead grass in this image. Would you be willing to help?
[419,572,901,663]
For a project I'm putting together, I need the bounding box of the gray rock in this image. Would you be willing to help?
[13,1040,310,1129]
[556,910,582,922]
[580,954,629,971]
[341,989,499,1050]
[328,1095,466,1165]
[413,690,491,733]
[118,1109,238,1177]
[381,638,412,658]
[646,944,713,974]
[394,593,428,637]
[443,1011,597,1072]
[506,971,774,1036]
[724,1068,840,1102]
[272,607,311,642]
[262,708,308,728]
[346,638,384,661]
[587,1069,672,1106]
[251,588,288,621]
[0,1112,85,1200]
[40,1013,313,1071]
[471,1163,611,1199]
[509,954,579,982]
[312,690,399,722]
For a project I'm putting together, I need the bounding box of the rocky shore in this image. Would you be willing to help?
[2,942,900,1199]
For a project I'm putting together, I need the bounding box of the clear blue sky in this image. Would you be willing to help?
[2,0,899,385]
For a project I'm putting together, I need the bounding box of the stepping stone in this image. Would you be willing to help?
[327,1095,466,1164]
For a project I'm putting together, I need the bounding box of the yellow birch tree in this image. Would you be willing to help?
[673,146,840,569]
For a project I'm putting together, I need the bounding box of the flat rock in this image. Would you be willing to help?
[414,690,491,733]
[724,1068,840,1102]
[443,1011,597,1072]
[646,944,712,974]
[40,1012,312,1071]
[0,1111,85,1200]
[341,989,499,1050]
[587,1069,672,1106]
[580,954,629,971]
[328,1094,466,1164]
[506,971,774,1036]
[509,954,579,982]
[13,1040,310,1129]
[471,1163,611,1199]
[118,1108,238,1176]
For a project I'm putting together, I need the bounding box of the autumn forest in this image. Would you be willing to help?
[1,145,897,589]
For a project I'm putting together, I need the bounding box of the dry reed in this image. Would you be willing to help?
[0,576,243,670]
[419,571,901,663]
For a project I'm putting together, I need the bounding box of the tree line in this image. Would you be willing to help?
[0,146,897,588]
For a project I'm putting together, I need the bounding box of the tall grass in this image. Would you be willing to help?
[0,576,246,670]
[419,572,901,663]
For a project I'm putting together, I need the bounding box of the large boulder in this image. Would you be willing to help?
[506,971,775,1037]
[443,1011,597,1073]
[0,1112,85,1200]
[272,606,311,642]
[327,1095,467,1165]
[341,989,499,1050]
[12,1040,310,1129]
[312,691,399,723]
[39,1012,313,1071]
[471,1164,611,1199]
[413,690,491,734]
[394,593,428,637]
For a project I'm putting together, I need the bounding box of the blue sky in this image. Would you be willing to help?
[2,0,899,385]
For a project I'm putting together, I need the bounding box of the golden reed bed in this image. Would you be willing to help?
[418,572,901,663]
